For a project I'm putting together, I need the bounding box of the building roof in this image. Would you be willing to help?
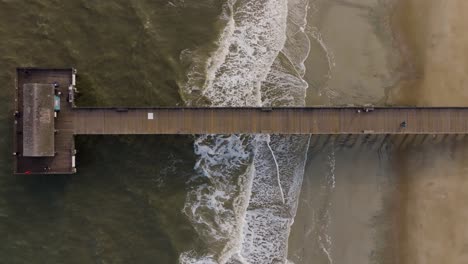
[22,83,55,157]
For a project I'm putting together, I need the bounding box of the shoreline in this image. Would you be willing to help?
[291,1,403,263]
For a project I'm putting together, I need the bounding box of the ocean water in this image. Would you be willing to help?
[0,1,223,263]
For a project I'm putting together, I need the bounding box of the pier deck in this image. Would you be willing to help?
[14,68,75,174]
[74,107,468,135]
[12,68,468,174]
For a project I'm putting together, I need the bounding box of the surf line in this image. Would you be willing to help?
[265,135,285,204]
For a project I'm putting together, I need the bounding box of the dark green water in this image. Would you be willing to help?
[0,1,223,263]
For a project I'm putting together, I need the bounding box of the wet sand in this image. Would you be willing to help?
[305,0,400,106]
[288,136,396,264]
[292,1,401,263]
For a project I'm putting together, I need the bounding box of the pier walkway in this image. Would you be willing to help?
[74,107,468,135]
[12,68,468,174]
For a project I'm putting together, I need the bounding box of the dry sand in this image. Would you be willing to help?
[390,0,468,263]
[394,141,468,264]
[389,0,468,106]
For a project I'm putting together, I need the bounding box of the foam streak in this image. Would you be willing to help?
[266,135,285,204]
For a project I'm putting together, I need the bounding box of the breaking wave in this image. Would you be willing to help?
[181,0,313,263]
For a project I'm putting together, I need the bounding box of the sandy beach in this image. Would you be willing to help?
[390,0,468,263]
[393,140,468,264]
[389,0,468,106]
[291,0,468,263]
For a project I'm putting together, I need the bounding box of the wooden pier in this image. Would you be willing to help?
[12,68,468,174]
[14,68,75,175]
[74,107,468,135]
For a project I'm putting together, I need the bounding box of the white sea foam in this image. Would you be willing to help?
[201,0,289,107]
[183,134,255,255]
[180,252,218,264]
[181,0,313,263]
[237,135,310,263]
